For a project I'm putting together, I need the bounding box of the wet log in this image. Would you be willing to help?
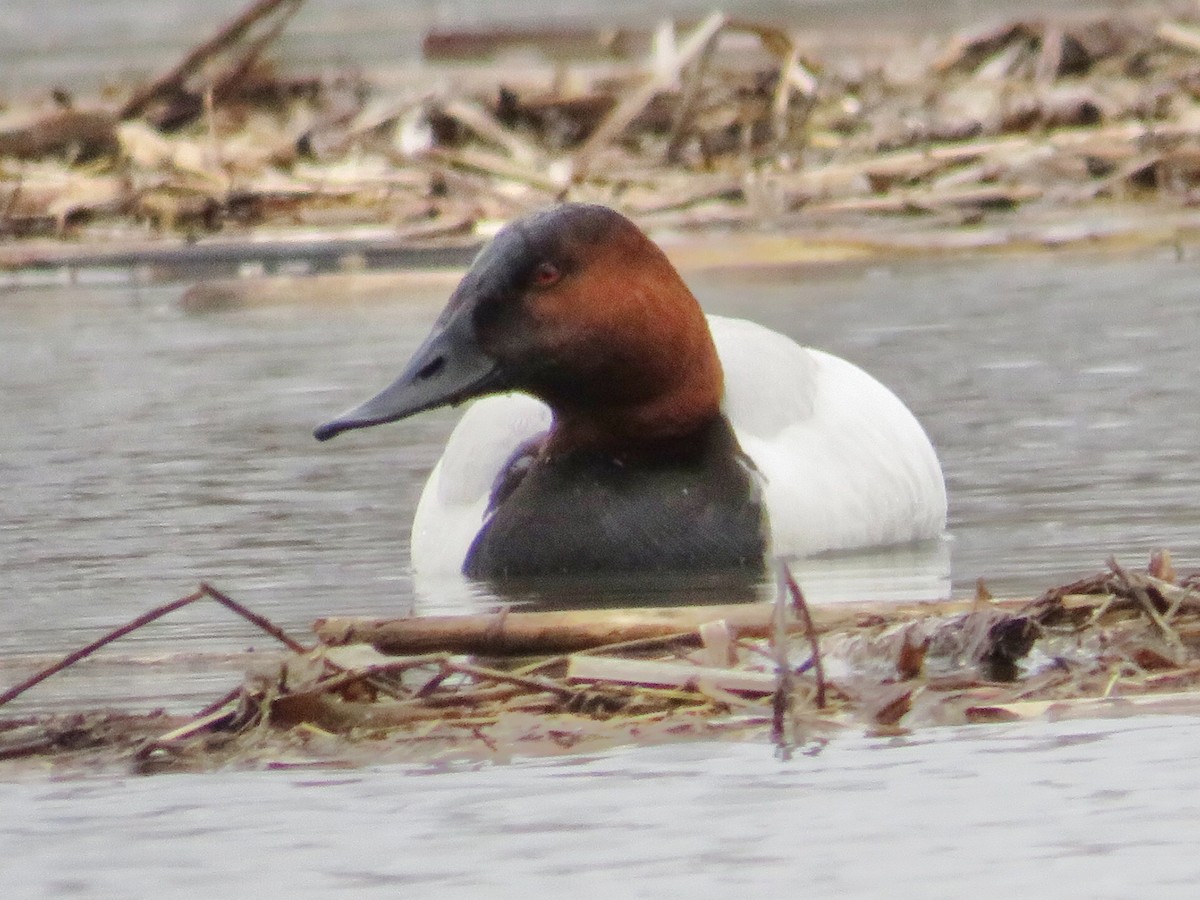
[313,597,1035,657]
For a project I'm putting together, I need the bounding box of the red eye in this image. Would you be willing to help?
[532,262,560,287]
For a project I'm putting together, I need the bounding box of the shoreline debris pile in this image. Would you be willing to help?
[9,4,1200,268]
[4,553,1200,775]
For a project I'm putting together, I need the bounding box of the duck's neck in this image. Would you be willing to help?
[542,317,725,458]
[545,387,720,459]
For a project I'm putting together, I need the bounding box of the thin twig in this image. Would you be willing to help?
[193,683,245,719]
[782,562,827,708]
[770,561,795,759]
[444,659,580,700]
[664,25,722,163]
[0,583,308,709]
[1145,573,1199,623]
[512,629,698,676]
[414,667,454,698]
[0,589,206,708]
[572,12,727,179]
[312,652,451,696]
[198,582,310,653]
[1087,592,1120,627]
[139,705,241,755]
[210,0,303,106]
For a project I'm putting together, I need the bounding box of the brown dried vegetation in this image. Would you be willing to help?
[9,5,1200,266]
[5,554,1200,775]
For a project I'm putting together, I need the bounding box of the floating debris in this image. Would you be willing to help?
[4,554,1200,775]
[9,3,1200,271]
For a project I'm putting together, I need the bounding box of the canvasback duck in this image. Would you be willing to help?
[315,203,947,578]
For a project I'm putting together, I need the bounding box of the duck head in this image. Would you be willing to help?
[314,203,723,454]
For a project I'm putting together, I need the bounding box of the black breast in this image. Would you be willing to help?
[463,416,766,578]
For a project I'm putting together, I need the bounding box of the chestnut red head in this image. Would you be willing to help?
[314,203,723,452]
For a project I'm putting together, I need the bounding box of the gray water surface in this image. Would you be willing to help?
[5,249,1200,897]
[4,249,1200,711]
[6,715,1200,898]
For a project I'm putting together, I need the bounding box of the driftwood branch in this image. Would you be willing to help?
[317,602,770,655]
